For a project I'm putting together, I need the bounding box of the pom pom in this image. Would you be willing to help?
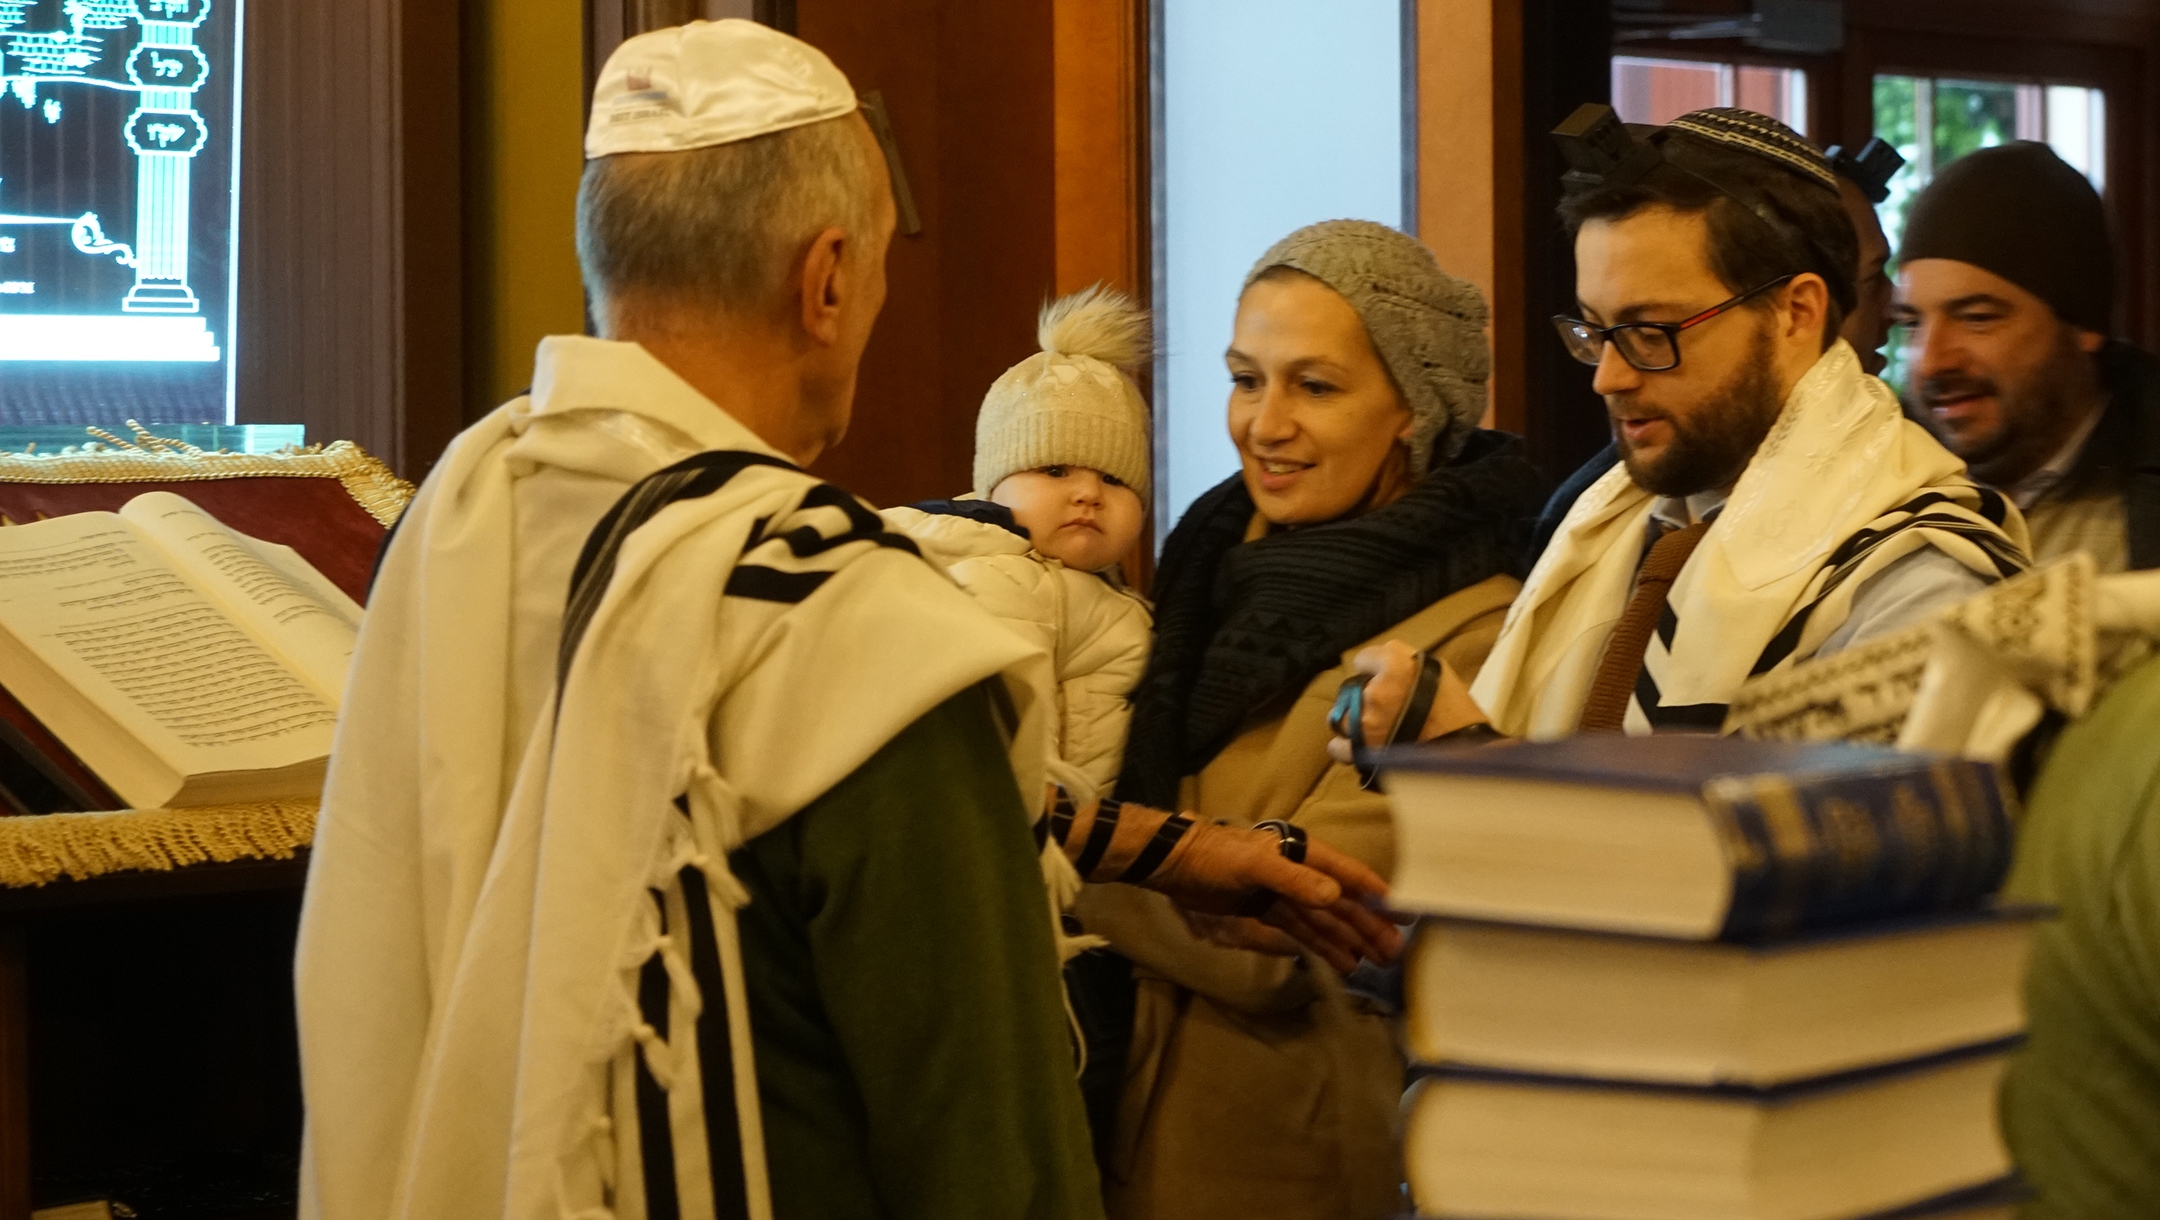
[1037,284,1151,372]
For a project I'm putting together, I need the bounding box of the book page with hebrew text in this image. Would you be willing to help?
[119,492,361,701]
[0,512,336,800]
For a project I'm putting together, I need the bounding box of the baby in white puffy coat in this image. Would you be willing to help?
[883,286,1155,796]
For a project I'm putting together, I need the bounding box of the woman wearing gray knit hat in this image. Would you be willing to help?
[1075,219,1544,1220]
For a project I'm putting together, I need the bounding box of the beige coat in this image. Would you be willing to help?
[1076,572,1519,1220]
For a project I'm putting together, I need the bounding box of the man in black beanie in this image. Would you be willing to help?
[1893,140,2160,572]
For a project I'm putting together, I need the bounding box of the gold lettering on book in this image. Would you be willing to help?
[1930,760,1976,899]
[1746,776,1818,935]
[1702,787,1767,876]
[1817,796,1879,887]
[1890,783,1939,896]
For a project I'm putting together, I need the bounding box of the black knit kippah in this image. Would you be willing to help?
[1900,141,2115,334]
[1664,107,1839,194]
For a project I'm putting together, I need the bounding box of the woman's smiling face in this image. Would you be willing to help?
[1226,271,1414,526]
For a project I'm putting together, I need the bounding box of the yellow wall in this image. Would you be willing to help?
[468,0,590,415]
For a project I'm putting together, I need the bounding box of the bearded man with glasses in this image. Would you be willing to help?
[1334,109,2030,748]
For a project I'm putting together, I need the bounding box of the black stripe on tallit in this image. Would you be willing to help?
[635,890,682,1220]
[723,566,832,604]
[677,859,752,1220]
[762,483,922,560]
[1749,511,2027,677]
[1646,702,1729,730]
[1623,662,1730,734]
[1825,512,2025,586]
[559,451,800,694]
[1633,655,1666,724]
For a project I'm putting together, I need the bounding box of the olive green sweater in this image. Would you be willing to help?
[728,684,1105,1220]
[2002,654,2160,1218]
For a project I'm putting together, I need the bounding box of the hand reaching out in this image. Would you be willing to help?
[1326,641,1490,765]
[1144,818,1403,972]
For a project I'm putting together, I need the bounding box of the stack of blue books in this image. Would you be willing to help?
[1379,735,2038,1220]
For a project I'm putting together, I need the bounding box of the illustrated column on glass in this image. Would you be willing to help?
[0,0,242,423]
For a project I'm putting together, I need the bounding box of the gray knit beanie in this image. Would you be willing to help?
[1241,220,1489,473]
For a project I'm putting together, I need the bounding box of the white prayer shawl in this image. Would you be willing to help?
[1471,341,2029,738]
[297,337,1062,1220]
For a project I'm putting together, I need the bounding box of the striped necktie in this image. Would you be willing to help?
[1577,520,1711,733]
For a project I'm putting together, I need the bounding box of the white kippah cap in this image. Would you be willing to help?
[585,19,857,160]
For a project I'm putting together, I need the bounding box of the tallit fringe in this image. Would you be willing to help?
[1035,758,1108,1081]
[0,800,317,888]
[1038,759,1106,957]
[586,768,773,1220]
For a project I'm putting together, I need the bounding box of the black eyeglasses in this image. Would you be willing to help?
[1552,275,1796,372]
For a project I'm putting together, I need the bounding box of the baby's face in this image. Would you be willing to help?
[989,466,1145,572]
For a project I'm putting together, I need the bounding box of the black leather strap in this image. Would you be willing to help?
[1048,789,1079,848]
[1116,813,1193,885]
[1392,653,1444,747]
[1071,799,1123,878]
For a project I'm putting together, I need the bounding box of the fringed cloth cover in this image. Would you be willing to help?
[0,426,409,887]
[0,800,318,888]
[0,425,412,603]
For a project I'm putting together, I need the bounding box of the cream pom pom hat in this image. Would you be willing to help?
[973,285,1153,501]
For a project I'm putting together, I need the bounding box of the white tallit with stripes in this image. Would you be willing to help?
[1472,340,2030,738]
[298,338,1064,1220]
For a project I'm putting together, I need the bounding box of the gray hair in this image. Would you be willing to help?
[1243,219,1490,474]
[575,114,879,325]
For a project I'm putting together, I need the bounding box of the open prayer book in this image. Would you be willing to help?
[0,492,361,809]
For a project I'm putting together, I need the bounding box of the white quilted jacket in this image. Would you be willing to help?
[883,505,1153,796]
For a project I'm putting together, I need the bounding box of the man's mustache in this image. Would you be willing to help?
[1920,372,1997,405]
[1604,398,1674,424]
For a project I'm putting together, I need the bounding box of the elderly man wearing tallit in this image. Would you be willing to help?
[1336,108,2030,750]
[296,21,1397,1220]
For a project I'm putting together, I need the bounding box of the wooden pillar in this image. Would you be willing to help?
[1053,0,1147,299]
[1053,0,1152,585]
[1415,0,1526,438]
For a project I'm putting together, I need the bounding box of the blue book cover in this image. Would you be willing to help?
[1411,1174,2029,1219]
[1420,902,2053,951]
[1413,1035,2022,1102]
[1376,736,2017,941]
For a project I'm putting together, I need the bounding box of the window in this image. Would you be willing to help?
[1612,55,1808,134]
[1872,74,2107,385]
[1872,75,2106,254]
[0,0,243,428]
[1154,0,1409,535]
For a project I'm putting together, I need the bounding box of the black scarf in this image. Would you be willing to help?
[1117,429,1544,808]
